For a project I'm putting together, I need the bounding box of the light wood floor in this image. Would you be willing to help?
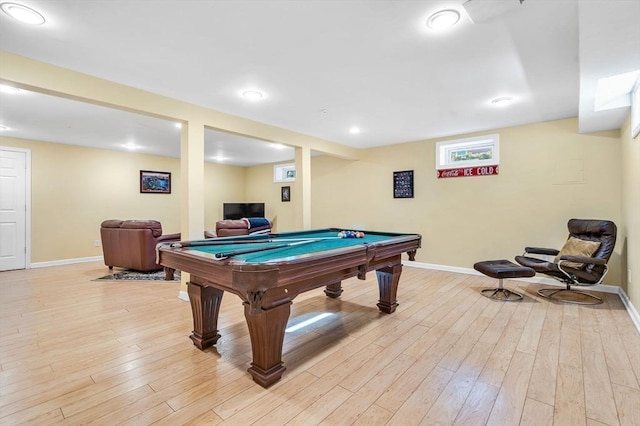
[1,262,639,425]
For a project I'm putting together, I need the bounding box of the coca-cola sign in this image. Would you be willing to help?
[437,165,499,179]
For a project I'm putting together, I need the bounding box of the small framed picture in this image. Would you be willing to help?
[281,186,291,202]
[393,170,414,198]
[140,170,171,194]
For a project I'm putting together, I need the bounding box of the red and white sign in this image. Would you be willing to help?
[437,165,499,179]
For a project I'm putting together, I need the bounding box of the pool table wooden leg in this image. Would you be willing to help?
[376,263,402,314]
[324,281,343,298]
[243,301,291,387]
[187,280,223,350]
[164,267,175,281]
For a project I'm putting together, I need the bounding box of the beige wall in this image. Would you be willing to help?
[245,163,296,232]
[204,161,247,232]
[1,53,633,297]
[1,117,628,289]
[307,118,623,285]
[1,136,245,263]
[620,114,640,307]
[0,119,628,288]
[0,52,361,266]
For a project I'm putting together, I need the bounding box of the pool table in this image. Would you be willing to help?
[158,228,421,387]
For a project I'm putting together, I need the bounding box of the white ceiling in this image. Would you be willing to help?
[0,0,638,166]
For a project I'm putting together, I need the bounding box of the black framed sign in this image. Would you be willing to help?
[393,170,414,198]
[281,186,291,202]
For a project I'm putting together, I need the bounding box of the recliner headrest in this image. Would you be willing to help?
[567,219,616,237]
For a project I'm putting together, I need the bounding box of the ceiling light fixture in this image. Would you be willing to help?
[426,9,460,31]
[1,2,45,25]
[271,143,285,149]
[242,90,264,101]
[0,125,9,131]
[349,126,361,134]
[491,96,513,107]
[123,143,139,150]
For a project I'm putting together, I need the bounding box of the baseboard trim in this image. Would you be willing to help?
[404,260,640,335]
[31,256,103,268]
[618,287,640,334]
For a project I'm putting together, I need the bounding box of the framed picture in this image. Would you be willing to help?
[393,170,414,198]
[140,170,171,194]
[281,186,291,202]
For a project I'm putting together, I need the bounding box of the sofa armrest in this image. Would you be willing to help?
[559,255,606,265]
[524,247,559,256]
[157,232,181,243]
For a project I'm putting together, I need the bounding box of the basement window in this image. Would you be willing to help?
[274,163,295,182]
[436,134,499,169]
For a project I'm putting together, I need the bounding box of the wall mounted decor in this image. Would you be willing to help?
[281,186,291,202]
[437,165,499,179]
[140,170,171,194]
[393,170,414,198]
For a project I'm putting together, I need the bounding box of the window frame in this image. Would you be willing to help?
[273,163,296,182]
[632,75,640,139]
[435,134,500,170]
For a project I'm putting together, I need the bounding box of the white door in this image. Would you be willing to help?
[0,148,29,271]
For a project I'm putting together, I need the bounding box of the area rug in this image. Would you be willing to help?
[95,269,180,282]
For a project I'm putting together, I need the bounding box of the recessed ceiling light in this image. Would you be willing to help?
[1,2,45,25]
[211,155,227,162]
[271,143,285,149]
[242,90,264,101]
[490,96,513,107]
[426,9,460,31]
[0,125,9,131]
[349,126,361,134]
[123,143,139,150]
[174,122,182,129]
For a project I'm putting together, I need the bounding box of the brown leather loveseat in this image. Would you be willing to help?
[100,219,181,272]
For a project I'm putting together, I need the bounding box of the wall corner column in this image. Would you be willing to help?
[179,119,205,292]
[294,146,311,230]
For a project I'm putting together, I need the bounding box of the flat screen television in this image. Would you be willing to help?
[223,203,265,220]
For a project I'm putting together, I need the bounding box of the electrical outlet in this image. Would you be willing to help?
[94,240,101,247]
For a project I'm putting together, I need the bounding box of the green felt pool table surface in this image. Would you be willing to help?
[187,229,407,263]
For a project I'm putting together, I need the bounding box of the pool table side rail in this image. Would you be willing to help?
[158,240,420,303]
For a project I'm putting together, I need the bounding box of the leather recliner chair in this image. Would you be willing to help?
[515,218,617,305]
[100,219,181,272]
